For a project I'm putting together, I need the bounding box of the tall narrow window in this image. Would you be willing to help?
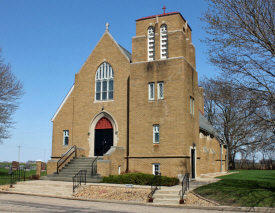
[95,62,114,101]
[148,26,155,61]
[148,83,154,100]
[190,96,194,115]
[160,24,168,59]
[63,130,69,146]
[153,125,159,143]
[157,82,164,99]
[153,163,160,174]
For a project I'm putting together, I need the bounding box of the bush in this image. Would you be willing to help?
[101,173,179,186]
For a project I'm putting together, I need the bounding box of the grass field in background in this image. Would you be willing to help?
[194,170,275,207]
[0,167,47,186]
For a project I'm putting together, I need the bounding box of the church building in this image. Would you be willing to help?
[48,9,228,179]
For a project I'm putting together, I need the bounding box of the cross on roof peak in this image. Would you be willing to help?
[106,23,109,31]
[162,6,166,14]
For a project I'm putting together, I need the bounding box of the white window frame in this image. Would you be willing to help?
[157,82,164,99]
[153,163,160,175]
[63,130,69,146]
[148,26,155,61]
[160,24,168,59]
[190,96,194,116]
[153,125,159,143]
[95,62,114,101]
[148,83,155,101]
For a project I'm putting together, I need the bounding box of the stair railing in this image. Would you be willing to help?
[72,170,87,193]
[179,173,190,200]
[91,144,106,176]
[148,172,161,199]
[10,167,26,188]
[57,145,76,174]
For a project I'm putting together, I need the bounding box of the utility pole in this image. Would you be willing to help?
[18,146,21,162]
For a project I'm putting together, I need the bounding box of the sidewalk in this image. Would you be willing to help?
[2,175,275,213]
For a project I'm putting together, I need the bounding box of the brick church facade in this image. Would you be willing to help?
[48,11,228,179]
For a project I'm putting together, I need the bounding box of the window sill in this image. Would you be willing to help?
[63,145,68,147]
[94,99,114,103]
[148,100,155,102]
[153,143,160,145]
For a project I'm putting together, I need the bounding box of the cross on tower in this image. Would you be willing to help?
[106,23,109,31]
[162,6,166,14]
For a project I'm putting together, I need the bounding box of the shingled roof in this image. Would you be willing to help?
[199,111,225,144]
[118,44,132,62]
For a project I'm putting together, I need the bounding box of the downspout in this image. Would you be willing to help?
[220,144,223,172]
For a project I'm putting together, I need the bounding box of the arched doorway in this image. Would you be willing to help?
[94,117,113,156]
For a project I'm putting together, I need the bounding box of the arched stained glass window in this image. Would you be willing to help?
[95,62,114,101]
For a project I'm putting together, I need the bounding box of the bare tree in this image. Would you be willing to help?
[201,77,263,169]
[0,48,24,142]
[201,0,275,138]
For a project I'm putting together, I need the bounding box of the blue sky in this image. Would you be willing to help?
[0,0,219,163]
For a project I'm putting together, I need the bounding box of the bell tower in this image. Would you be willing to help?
[132,8,195,68]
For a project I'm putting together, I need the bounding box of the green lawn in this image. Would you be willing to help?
[0,167,47,186]
[194,170,275,207]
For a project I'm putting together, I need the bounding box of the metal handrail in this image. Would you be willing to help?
[91,144,106,176]
[10,167,26,188]
[148,172,161,198]
[72,170,87,193]
[57,145,76,174]
[179,173,190,200]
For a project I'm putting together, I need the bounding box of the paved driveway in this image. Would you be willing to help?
[0,193,237,213]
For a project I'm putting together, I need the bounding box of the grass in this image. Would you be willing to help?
[194,170,275,207]
[0,167,47,186]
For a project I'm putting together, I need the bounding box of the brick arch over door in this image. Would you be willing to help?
[88,111,118,157]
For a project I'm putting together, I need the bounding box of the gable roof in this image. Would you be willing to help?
[105,30,132,63]
[118,44,132,62]
[199,111,225,145]
[51,84,74,122]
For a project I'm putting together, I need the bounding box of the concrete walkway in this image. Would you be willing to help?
[3,173,275,212]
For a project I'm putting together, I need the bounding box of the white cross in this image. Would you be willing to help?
[106,23,109,31]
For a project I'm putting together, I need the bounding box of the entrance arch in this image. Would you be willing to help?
[88,111,118,157]
[94,117,113,156]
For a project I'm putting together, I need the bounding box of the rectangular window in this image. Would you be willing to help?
[153,163,160,175]
[157,82,164,99]
[148,83,154,100]
[63,130,69,146]
[190,96,194,116]
[153,125,159,143]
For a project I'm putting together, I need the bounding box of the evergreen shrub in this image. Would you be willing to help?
[101,173,179,186]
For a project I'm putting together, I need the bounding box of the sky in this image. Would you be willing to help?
[0,0,220,163]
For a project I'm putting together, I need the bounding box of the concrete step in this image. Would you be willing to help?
[60,167,96,171]
[153,199,180,204]
[67,162,98,165]
[47,173,101,178]
[154,194,180,199]
[41,176,101,183]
